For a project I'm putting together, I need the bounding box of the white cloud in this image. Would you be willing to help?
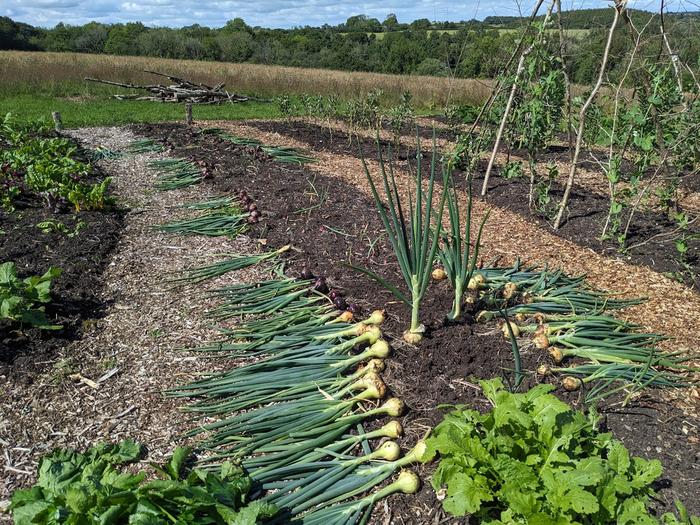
[0,0,685,29]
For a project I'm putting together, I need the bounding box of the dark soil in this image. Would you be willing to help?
[0,145,124,381]
[132,123,700,523]
[245,119,700,290]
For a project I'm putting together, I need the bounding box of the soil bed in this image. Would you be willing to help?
[132,122,700,522]
[0,142,124,378]
[244,119,700,289]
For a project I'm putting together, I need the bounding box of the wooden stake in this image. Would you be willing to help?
[553,1,625,230]
[185,103,193,125]
[51,111,63,132]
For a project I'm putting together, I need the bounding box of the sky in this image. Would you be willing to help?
[1,0,695,29]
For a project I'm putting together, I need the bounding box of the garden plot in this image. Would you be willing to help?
[1,121,698,525]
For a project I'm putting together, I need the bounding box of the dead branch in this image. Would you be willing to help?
[84,70,255,104]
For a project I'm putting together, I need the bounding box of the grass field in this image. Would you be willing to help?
[0,51,493,126]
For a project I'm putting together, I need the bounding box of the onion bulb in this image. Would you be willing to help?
[534,333,550,349]
[515,313,526,323]
[431,268,447,281]
[364,310,385,325]
[300,267,315,280]
[372,441,401,461]
[403,330,423,344]
[337,311,353,322]
[548,347,564,364]
[367,339,391,359]
[380,420,403,438]
[329,289,340,300]
[381,398,405,417]
[502,282,518,300]
[405,439,429,464]
[362,358,385,373]
[562,376,582,391]
[394,470,421,494]
[333,296,348,310]
[347,303,361,315]
[313,277,329,294]
[501,321,520,339]
[536,364,552,376]
[467,273,486,290]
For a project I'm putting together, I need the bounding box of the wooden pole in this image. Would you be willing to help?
[51,111,63,132]
[185,103,193,125]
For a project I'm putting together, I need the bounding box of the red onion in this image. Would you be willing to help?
[329,290,340,300]
[300,268,315,280]
[313,277,328,294]
[333,297,348,310]
[347,303,361,315]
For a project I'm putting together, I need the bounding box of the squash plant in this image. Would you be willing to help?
[0,261,61,330]
[424,378,698,525]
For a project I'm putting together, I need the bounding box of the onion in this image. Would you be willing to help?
[337,311,353,322]
[534,333,550,349]
[394,470,421,494]
[313,277,329,293]
[381,420,403,438]
[364,310,385,325]
[503,282,518,300]
[363,358,385,373]
[247,203,258,212]
[562,376,582,391]
[250,210,261,219]
[501,321,520,339]
[333,297,348,310]
[403,330,423,344]
[548,347,564,364]
[515,313,526,323]
[381,398,405,417]
[239,190,248,198]
[367,339,390,359]
[247,215,258,224]
[536,364,552,376]
[372,441,401,461]
[467,273,486,290]
[329,290,340,300]
[347,303,361,315]
[431,268,447,281]
[300,267,315,280]
[405,439,429,463]
[533,313,546,324]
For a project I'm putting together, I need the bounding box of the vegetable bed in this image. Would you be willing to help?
[0,120,123,379]
[127,122,700,522]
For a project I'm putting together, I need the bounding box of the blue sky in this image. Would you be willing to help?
[1,0,694,29]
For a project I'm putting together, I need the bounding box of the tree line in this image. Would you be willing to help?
[1,10,699,84]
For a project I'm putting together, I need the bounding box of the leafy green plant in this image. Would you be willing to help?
[424,378,698,524]
[533,163,558,220]
[501,160,524,180]
[8,440,277,525]
[0,113,112,211]
[0,261,61,329]
[36,219,86,237]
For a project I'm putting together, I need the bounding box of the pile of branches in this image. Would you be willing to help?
[84,70,252,104]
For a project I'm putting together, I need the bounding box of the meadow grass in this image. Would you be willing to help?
[0,51,495,126]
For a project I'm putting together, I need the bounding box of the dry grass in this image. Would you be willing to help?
[0,51,493,107]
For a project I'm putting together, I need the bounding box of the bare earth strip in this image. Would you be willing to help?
[204,120,700,396]
[0,127,265,508]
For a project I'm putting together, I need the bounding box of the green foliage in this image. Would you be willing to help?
[501,161,524,179]
[0,261,61,329]
[0,113,112,211]
[8,440,277,525]
[36,219,85,237]
[425,378,698,524]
